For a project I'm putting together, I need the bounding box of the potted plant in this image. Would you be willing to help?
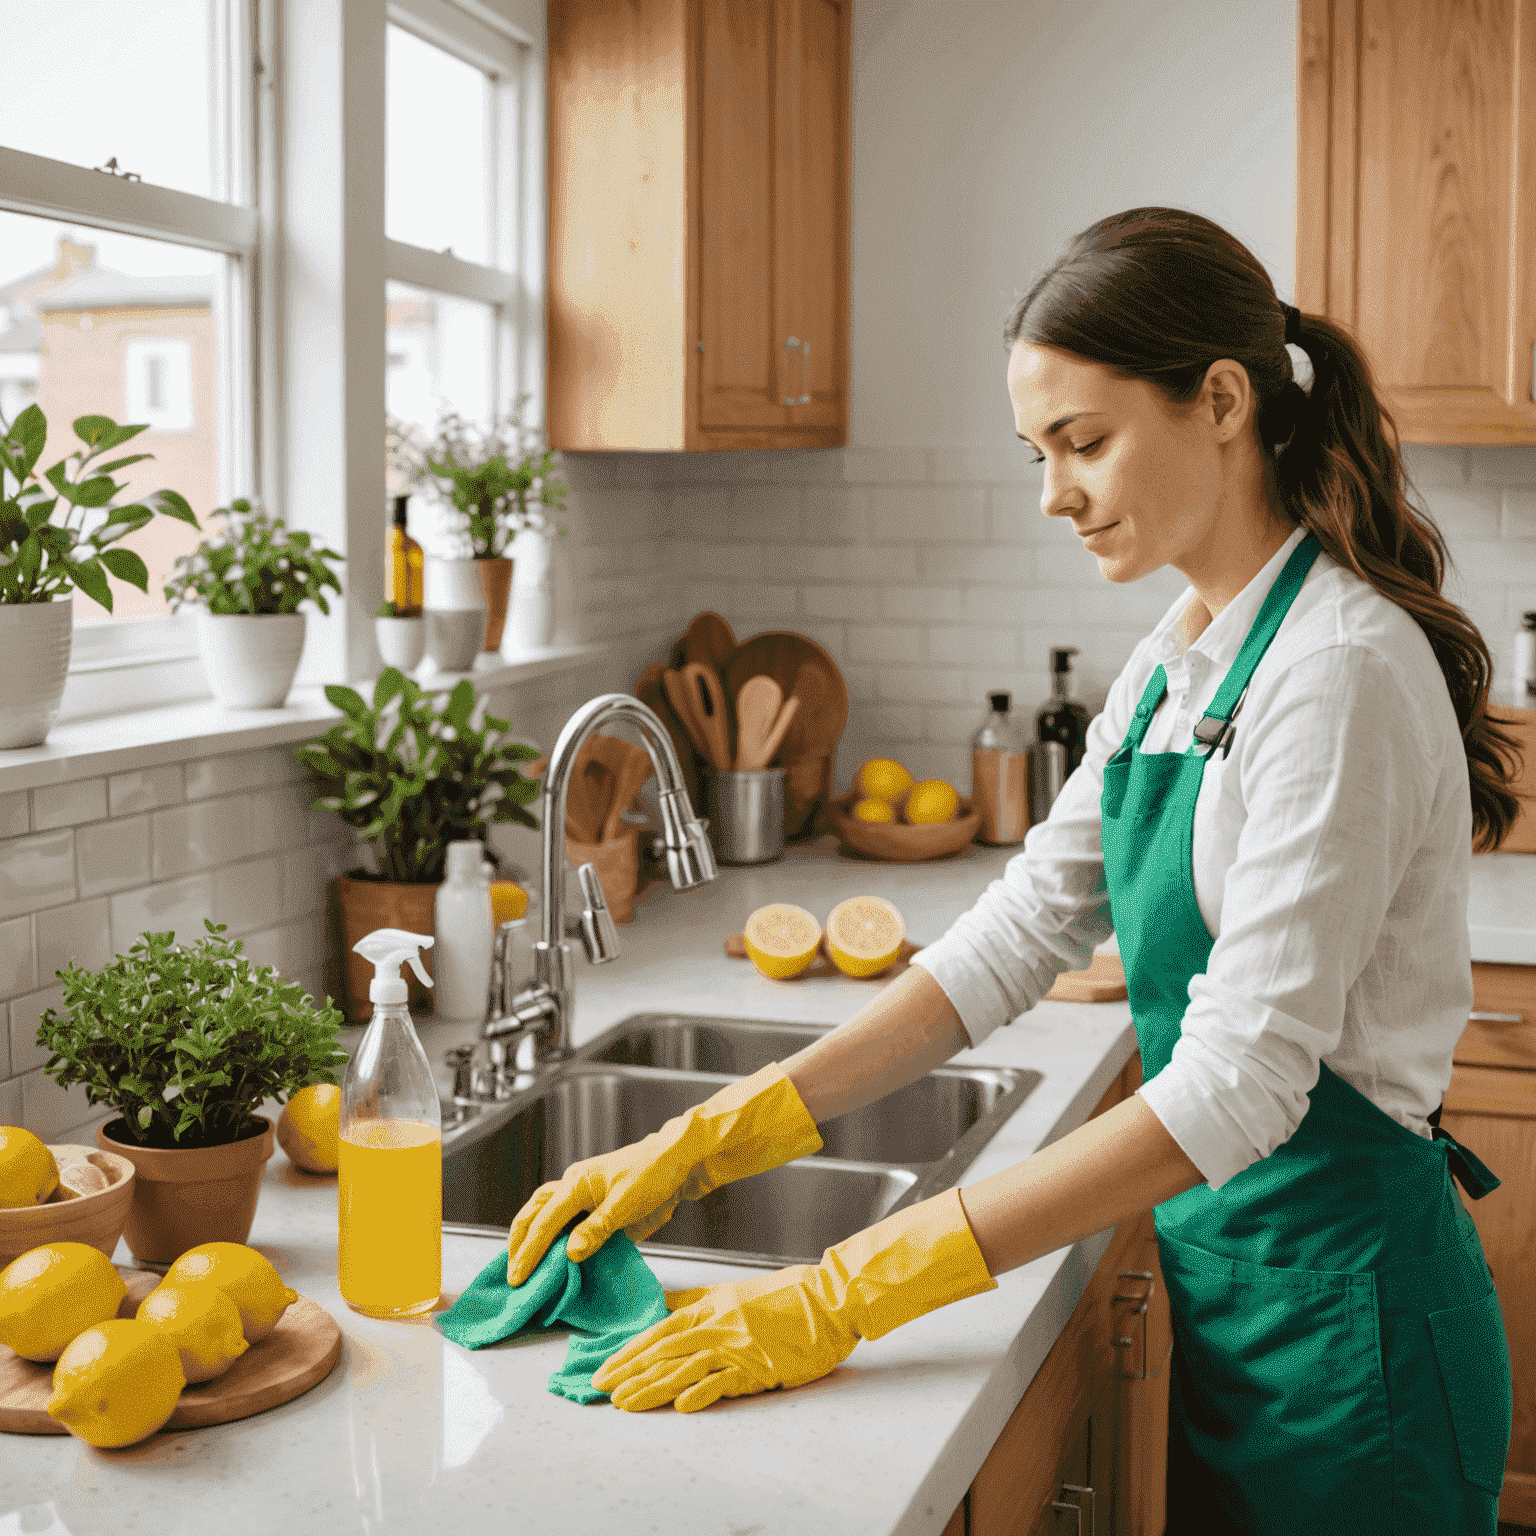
[35,921,347,1264]
[387,404,568,654]
[296,667,542,1020]
[164,498,344,709]
[374,599,426,672]
[0,406,198,748]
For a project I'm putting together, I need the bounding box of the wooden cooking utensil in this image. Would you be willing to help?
[756,692,798,767]
[564,744,613,845]
[661,666,713,764]
[636,662,702,808]
[734,675,783,770]
[599,739,655,842]
[682,661,733,772]
[680,611,737,673]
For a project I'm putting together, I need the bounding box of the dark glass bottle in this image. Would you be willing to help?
[387,494,424,616]
[1035,647,1090,772]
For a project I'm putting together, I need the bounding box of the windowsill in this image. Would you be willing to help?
[0,642,602,795]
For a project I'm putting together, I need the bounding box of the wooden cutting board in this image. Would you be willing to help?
[0,1270,342,1436]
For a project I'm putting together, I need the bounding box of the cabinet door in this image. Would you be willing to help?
[1297,0,1536,444]
[1112,1223,1172,1536]
[1026,1411,1094,1536]
[1441,1064,1536,1524]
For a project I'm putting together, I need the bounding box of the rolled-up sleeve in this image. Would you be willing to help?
[911,657,1138,1047]
[1137,644,1437,1189]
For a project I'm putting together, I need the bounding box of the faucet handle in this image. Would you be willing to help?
[575,862,620,964]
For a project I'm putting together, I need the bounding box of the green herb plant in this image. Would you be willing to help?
[386,403,568,559]
[0,405,198,609]
[37,921,347,1150]
[163,497,344,615]
[297,667,542,884]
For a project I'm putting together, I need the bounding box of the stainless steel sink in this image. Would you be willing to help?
[441,1013,1039,1267]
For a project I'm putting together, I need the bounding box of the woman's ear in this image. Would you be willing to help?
[1203,359,1255,441]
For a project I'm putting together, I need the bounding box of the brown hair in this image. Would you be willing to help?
[1004,207,1523,852]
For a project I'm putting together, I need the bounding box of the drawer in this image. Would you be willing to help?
[1454,963,1536,1070]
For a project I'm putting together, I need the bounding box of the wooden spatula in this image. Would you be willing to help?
[599,739,655,842]
[735,675,784,770]
[682,662,733,772]
[681,611,737,672]
[662,666,713,764]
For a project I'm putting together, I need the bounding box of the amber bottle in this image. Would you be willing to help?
[387,495,424,617]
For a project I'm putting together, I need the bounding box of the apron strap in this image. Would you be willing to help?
[1428,1101,1503,1200]
[1123,664,1169,752]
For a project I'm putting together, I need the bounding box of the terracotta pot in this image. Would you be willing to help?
[0,1146,136,1265]
[335,870,438,1021]
[97,1117,275,1265]
[476,557,513,651]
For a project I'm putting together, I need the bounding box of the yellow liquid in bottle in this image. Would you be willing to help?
[338,1118,442,1318]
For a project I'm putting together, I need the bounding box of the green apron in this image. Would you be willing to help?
[1100,532,1513,1533]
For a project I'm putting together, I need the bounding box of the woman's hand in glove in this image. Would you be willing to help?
[591,1187,997,1411]
[505,1063,822,1285]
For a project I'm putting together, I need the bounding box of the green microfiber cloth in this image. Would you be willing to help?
[435,1218,670,1404]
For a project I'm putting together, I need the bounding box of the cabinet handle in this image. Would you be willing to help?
[1469,1011,1524,1024]
[1114,1270,1155,1379]
[798,337,811,404]
[782,336,802,406]
[1050,1483,1095,1535]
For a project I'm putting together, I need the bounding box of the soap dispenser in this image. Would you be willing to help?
[339,927,442,1319]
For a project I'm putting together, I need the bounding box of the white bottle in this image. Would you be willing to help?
[433,840,493,1021]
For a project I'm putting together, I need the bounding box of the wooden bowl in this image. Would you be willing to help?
[832,793,980,863]
[0,1145,136,1266]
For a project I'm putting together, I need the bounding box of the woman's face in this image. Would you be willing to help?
[1006,340,1247,587]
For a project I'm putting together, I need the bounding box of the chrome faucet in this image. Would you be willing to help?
[467,693,716,1091]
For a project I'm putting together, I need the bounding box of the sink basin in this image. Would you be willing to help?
[442,1066,918,1265]
[441,1013,1039,1268]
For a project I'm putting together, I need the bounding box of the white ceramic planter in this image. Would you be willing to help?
[425,557,488,612]
[0,600,72,749]
[375,615,427,672]
[197,611,307,709]
[506,528,555,651]
[424,609,485,672]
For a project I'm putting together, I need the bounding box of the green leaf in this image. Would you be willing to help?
[99,546,149,590]
[146,487,199,527]
[444,680,475,730]
[8,405,46,475]
[95,453,155,476]
[324,684,369,718]
[73,416,150,451]
[64,556,113,612]
[373,668,408,713]
[69,475,118,508]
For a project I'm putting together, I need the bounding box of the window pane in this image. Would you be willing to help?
[0,0,220,199]
[0,213,223,626]
[386,280,496,461]
[387,25,491,264]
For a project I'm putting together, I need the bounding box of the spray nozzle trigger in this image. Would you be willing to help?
[353,927,435,1004]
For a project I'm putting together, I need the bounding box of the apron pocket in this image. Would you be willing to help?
[1427,1289,1513,1494]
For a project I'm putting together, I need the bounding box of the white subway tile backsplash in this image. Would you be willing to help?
[0,1003,8,1079]
[803,585,882,621]
[0,1073,20,1129]
[802,486,871,546]
[879,585,961,623]
[871,487,986,544]
[185,750,271,801]
[1448,539,1536,589]
[32,778,107,831]
[0,790,29,838]
[0,829,76,922]
[0,916,35,1000]
[76,815,151,898]
[110,872,217,952]
[929,626,1016,667]
[237,923,289,975]
[10,983,65,1076]
[876,667,971,704]
[1502,491,1536,540]
[919,546,1034,585]
[35,899,111,983]
[848,624,923,665]
[107,764,185,817]
[152,797,255,881]
[1401,446,1470,487]
[20,1069,104,1144]
[1469,448,1536,486]
[212,856,284,938]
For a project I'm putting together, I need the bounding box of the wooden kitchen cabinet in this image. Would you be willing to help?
[546,0,850,451]
[1296,1,1536,444]
[1446,960,1536,1525]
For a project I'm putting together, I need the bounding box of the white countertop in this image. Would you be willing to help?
[2,838,1138,1536]
[7,840,1529,1535]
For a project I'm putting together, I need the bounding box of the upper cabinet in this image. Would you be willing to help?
[1297,0,1536,444]
[547,0,851,451]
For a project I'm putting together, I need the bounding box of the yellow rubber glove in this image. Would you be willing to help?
[590,1187,997,1412]
[505,1062,823,1284]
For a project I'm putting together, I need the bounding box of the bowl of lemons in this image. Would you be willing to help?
[0,1128,136,1266]
[832,758,980,862]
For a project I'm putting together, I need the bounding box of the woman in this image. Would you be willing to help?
[506,208,1521,1532]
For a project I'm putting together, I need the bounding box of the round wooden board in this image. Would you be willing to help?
[0,1279,341,1436]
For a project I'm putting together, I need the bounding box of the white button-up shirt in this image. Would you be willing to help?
[915,525,1475,1190]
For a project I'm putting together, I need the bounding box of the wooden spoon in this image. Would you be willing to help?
[636,661,702,808]
[734,675,784,770]
[681,612,737,672]
[662,666,714,765]
[756,693,799,769]
[599,740,655,842]
[564,750,610,845]
[682,661,733,772]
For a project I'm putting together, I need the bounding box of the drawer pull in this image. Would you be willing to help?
[1050,1483,1095,1535]
[1114,1270,1155,1380]
[1469,1011,1524,1025]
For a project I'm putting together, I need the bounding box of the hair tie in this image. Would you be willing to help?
[1283,303,1303,347]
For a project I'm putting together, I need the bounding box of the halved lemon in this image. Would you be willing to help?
[826,896,905,978]
[742,904,822,980]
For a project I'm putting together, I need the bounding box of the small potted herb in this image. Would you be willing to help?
[164,498,344,709]
[387,404,568,656]
[36,922,347,1264]
[0,406,198,747]
[297,667,542,1019]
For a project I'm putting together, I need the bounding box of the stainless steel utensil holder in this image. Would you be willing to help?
[707,768,785,865]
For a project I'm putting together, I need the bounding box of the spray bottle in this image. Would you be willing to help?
[339,927,442,1318]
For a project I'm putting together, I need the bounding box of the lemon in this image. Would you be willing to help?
[904,779,960,825]
[0,1126,59,1208]
[855,758,914,803]
[490,879,529,927]
[0,1242,128,1362]
[826,896,906,978]
[277,1083,341,1173]
[137,1282,250,1383]
[162,1243,298,1344]
[46,1319,186,1448]
[851,797,896,824]
[742,903,823,980]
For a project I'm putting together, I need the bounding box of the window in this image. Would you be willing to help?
[0,0,253,667]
